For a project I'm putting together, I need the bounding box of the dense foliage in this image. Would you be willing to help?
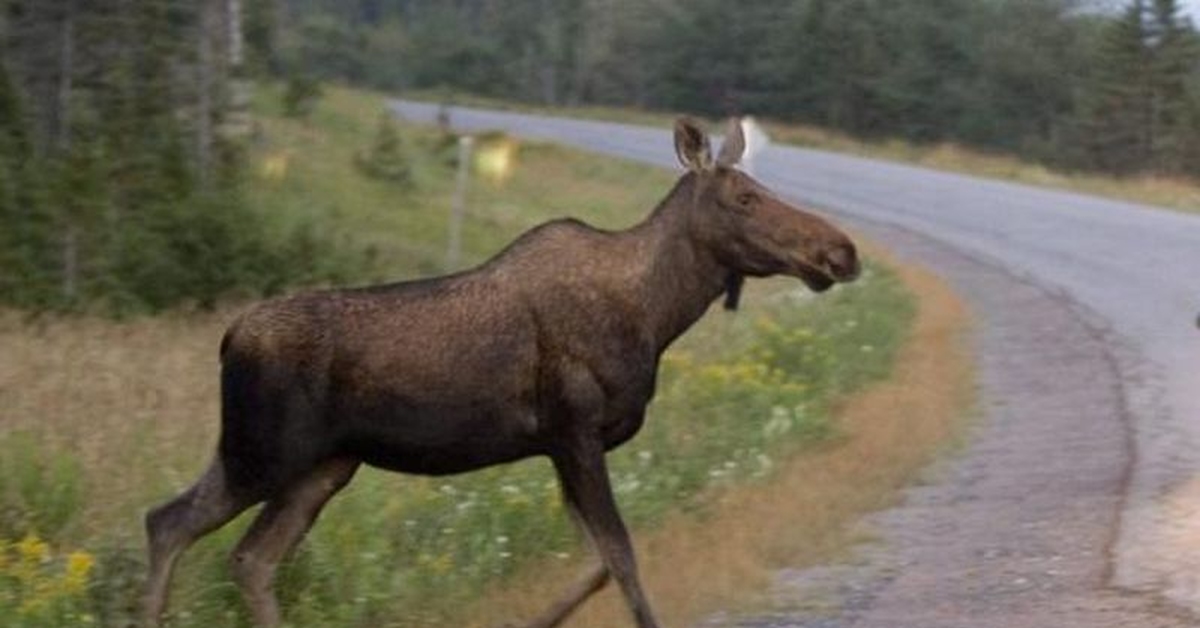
[0,0,354,313]
[260,0,1200,176]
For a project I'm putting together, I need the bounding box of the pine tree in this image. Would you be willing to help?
[1145,0,1200,170]
[354,111,412,184]
[0,0,323,312]
[1076,0,1154,172]
[0,57,56,306]
[244,0,280,75]
[1074,0,1200,173]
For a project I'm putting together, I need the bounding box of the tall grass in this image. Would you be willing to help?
[0,84,926,627]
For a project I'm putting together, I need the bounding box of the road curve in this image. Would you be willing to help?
[389,101,1200,624]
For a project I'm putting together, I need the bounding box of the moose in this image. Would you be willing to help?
[142,117,860,628]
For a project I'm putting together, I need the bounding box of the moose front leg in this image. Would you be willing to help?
[548,433,661,628]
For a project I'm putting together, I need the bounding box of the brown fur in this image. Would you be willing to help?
[142,118,859,628]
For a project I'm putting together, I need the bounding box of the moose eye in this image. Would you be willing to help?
[736,192,758,208]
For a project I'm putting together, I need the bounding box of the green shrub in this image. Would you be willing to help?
[105,191,364,313]
[0,85,364,315]
[0,533,97,627]
[283,75,323,118]
[752,264,916,400]
[354,112,413,185]
[84,543,142,628]
[0,433,83,541]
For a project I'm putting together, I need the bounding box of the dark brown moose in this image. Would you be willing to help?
[142,117,860,628]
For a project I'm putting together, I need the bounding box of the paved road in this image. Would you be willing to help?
[390,101,1200,625]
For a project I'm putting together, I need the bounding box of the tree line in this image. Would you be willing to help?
[3,0,1199,312]
[264,0,1200,176]
[0,0,345,313]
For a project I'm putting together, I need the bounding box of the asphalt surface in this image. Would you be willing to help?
[389,101,1200,625]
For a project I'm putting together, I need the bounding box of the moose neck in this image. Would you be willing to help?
[631,174,729,352]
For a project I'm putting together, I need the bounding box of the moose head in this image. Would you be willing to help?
[673,117,860,308]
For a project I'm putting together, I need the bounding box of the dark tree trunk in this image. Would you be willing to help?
[196,0,217,188]
[57,0,77,301]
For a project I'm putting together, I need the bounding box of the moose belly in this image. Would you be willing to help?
[338,394,543,476]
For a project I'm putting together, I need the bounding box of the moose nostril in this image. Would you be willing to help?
[825,245,860,280]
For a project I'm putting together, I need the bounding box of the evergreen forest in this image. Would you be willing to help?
[3,0,1199,311]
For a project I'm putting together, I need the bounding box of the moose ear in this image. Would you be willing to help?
[716,117,745,167]
[674,117,712,172]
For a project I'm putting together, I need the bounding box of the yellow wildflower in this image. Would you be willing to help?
[260,152,290,181]
[17,533,49,563]
[19,593,49,616]
[64,550,95,593]
[431,553,453,574]
[17,533,50,571]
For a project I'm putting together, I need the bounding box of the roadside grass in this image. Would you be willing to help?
[248,84,671,281]
[0,84,963,627]
[405,90,1200,214]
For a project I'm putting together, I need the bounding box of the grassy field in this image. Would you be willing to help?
[247,85,674,280]
[412,90,1200,214]
[0,84,969,627]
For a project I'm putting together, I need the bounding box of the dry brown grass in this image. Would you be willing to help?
[463,247,973,628]
[0,311,233,540]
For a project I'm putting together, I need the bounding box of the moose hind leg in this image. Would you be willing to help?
[229,457,359,627]
[143,460,257,627]
[507,561,609,628]
[509,500,612,628]
[552,439,660,628]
